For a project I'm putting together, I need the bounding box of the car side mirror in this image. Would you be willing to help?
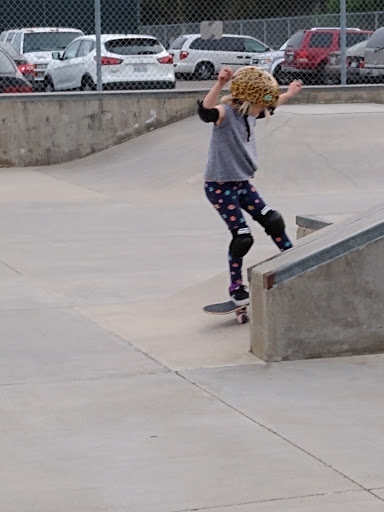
[52,51,62,60]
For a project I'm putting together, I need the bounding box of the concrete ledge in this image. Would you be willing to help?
[296,214,332,239]
[280,83,384,105]
[296,212,361,239]
[249,203,384,362]
[1,84,384,167]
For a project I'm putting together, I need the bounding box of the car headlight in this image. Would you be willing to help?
[259,58,273,65]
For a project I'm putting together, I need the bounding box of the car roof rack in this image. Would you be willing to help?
[309,27,362,31]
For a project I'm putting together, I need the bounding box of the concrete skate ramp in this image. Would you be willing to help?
[249,204,384,362]
[1,103,384,372]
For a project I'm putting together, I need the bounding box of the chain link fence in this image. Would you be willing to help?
[0,0,383,93]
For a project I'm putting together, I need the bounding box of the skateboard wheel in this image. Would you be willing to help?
[237,313,248,324]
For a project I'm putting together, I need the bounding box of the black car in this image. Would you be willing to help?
[0,48,33,93]
[0,41,35,84]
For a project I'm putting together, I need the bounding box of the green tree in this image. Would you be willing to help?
[326,0,381,12]
[141,0,321,25]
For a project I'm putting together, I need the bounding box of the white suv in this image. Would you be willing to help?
[0,27,84,87]
[361,27,384,82]
[44,34,176,91]
[169,33,270,80]
[251,40,288,83]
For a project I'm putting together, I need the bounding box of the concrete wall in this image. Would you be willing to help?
[283,84,384,106]
[249,204,384,362]
[0,90,204,167]
[1,84,384,167]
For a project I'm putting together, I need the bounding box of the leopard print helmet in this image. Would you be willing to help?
[230,66,280,108]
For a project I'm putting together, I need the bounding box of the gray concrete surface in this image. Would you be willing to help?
[2,84,384,167]
[1,104,384,510]
[182,355,384,495]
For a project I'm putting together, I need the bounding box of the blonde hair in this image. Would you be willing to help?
[220,95,251,115]
[220,95,272,119]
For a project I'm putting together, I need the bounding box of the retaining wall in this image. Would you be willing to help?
[1,84,384,167]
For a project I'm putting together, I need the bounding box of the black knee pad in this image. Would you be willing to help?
[256,208,285,237]
[230,227,254,258]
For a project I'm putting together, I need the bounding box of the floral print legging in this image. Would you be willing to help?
[205,180,293,289]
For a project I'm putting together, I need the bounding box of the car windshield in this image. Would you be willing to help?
[169,36,188,50]
[347,40,367,52]
[0,49,16,73]
[366,28,384,49]
[287,31,305,48]
[280,40,288,51]
[23,32,83,52]
[0,41,23,60]
[105,38,163,55]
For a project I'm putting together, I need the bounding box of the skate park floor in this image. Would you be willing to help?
[1,103,384,510]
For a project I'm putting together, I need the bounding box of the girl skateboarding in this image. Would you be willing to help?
[198,66,302,306]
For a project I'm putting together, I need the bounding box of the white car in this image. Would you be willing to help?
[361,27,384,82]
[251,40,288,83]
[44,34,176,91]
[0,27,84,87]
[169,33,271,80]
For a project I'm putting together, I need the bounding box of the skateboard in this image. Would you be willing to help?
[203,300,249,324]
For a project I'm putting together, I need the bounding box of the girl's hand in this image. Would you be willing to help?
[287,80,303,97]
[218,67,234,86]
[276,79,303,106]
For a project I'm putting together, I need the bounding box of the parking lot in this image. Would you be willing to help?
[1,23,384,94]
[175,78,227,90]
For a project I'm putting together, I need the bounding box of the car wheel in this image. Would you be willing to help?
[44,76,55,93]
[193,62,215,80]
[315,62,326,85]
[81,75,96,91]
[273,65,286,85]
[324,74,340,86]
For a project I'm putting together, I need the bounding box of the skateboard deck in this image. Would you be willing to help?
[203,300,249,324]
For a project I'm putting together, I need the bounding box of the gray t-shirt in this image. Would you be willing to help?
[204,104,258,182]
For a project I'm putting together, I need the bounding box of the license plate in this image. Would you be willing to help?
[350,61,357,68]
[133,64,147,73]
